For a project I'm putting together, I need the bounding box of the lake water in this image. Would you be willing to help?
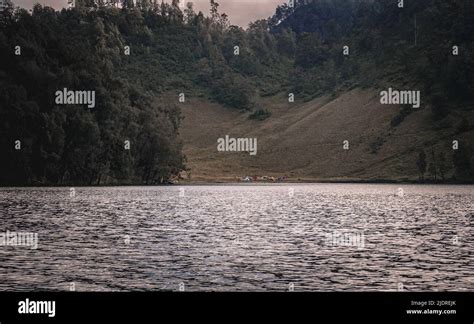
[0,184,472,291]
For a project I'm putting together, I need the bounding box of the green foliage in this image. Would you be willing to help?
[437,152,448,180]
[249,109,271,121]
[416,150,427,180]
[456,119,471,134]
[270,0,474,115]
[369,136,384,155]
[211,74,254,110]
[391,105,413,128]
[0,4,185,185]
[453,144,474,183]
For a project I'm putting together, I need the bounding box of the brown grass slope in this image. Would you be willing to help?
[179,88,474,182]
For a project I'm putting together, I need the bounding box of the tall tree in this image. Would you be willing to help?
[416,150,427,181]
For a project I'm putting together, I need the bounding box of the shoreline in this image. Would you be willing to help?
[1,179,473,187]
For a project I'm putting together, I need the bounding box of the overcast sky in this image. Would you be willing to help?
[12,0,286,27]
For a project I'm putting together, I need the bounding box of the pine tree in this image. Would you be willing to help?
[437,152,448,181]
[416,150,427,181]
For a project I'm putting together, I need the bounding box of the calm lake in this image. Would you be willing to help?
[0,184,472,291]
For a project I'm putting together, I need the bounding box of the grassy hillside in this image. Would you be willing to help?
[177,0,474,183]
[180,89,474,183]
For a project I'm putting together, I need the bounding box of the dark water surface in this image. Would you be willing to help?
[0,184,472,291]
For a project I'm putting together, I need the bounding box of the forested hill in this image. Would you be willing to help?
[270,0,474,106]
[0,0,473,185]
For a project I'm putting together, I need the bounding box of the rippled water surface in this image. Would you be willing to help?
[0,184,472,291]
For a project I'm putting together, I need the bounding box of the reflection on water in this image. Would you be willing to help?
[0,184,472,291]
